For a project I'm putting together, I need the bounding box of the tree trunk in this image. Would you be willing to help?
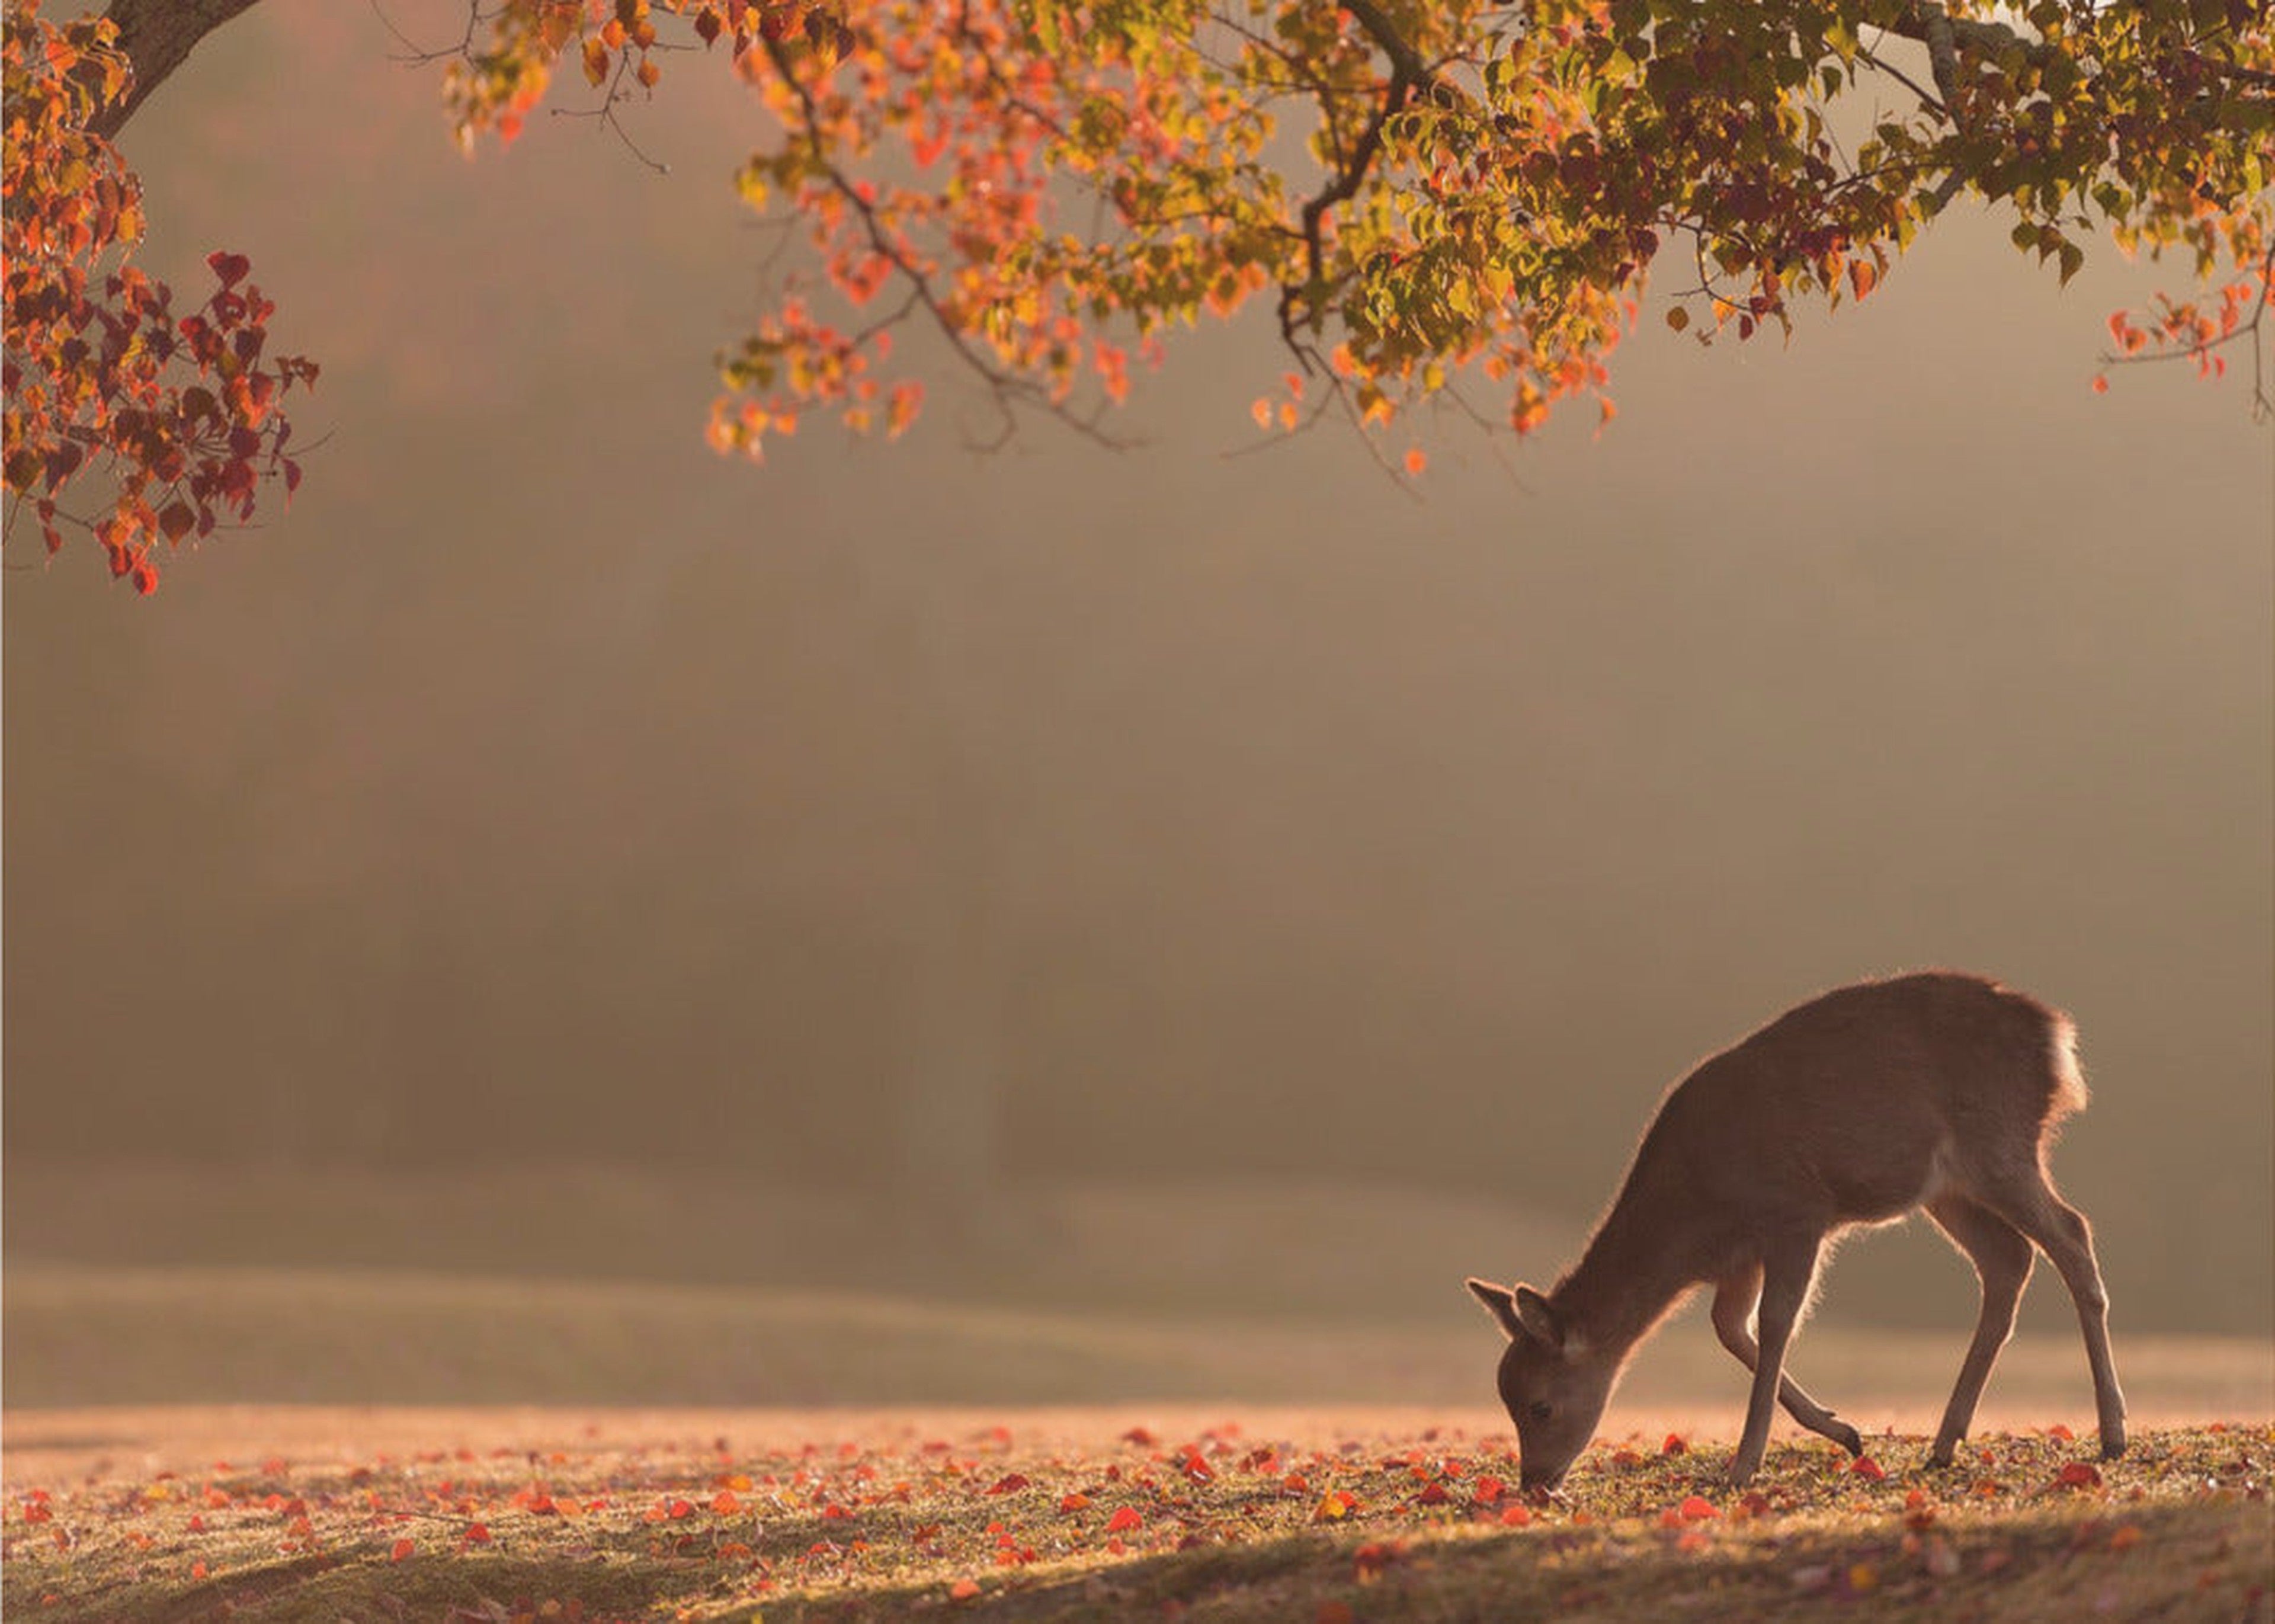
[90,0,267,140]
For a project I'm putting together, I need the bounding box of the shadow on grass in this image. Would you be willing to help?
[24,1550,702,1624]
[845,1494,2268,1623]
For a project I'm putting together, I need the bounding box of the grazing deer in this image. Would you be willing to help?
[1466,972,2126,1491]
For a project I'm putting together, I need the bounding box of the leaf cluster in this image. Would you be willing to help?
[3,0,318,592]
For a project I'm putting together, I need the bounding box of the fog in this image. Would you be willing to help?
[5,2,2270,1360]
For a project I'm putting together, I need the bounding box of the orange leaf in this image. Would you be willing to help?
[1059,1492,1091,1513]
[1679,1495,1720,1522]
[390,1538,414,1562]
[1498,1503,1532,1526]
[949,1577,982,1600]
[712,1490,742,1514]
[1403,447,1427,476]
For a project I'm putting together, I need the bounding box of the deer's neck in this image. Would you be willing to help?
[1550,1157,1704,1362]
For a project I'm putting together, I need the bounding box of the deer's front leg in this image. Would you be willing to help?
[1729,1235,1822,1487]
[1710,1270,1862,1456]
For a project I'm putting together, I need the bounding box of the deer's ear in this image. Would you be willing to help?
[1511,1284,1564,1350]
[1465,1277,1527,1341]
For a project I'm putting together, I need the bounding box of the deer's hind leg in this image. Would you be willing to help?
[1924,1194,2034,1466]
[1973,1164,2127,1460]
[1710,1266,1863,1455]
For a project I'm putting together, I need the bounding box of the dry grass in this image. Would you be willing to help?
[2,1407,2268,1622]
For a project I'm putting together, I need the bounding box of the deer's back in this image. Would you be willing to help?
[1638,972,2076,1229]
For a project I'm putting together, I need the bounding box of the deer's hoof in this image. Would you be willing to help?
[1833,1423,1863,1458]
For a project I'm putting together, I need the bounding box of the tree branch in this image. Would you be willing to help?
[88,0,268,140]
[1277,0,1431,360]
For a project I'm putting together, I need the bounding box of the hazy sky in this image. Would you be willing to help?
[5,2,2270,1333]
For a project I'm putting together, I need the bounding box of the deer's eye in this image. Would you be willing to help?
[1526,1401,1553,1423]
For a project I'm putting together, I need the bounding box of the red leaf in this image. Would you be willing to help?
[463,1522,491,1544]
[1417,1481,1450,1505]
[1105,1505,1143,1533]
[1059,1492,1091,1513]
[390,1538,413,1562]
[1471,1475,1504,1504]
[206,251,251,288]
[1851,1456,1888,1481]
[1678,1495,1720,1522]
[2057,1462,2103,1490]
[1498,1503,1532,1526]
[985,1474,1029,1496]
[1662,1433,1688,1455]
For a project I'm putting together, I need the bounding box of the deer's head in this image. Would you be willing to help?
[1465,1277,1614,1492]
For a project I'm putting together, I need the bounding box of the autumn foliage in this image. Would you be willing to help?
[2,3,317,592]
[4,0,2271,590]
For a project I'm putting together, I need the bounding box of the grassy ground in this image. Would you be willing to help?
[2,1408,2267,1621]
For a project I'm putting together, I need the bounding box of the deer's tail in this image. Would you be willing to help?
[2047,1012,2089,1119]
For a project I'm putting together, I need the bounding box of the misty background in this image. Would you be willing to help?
[5,4,2270,1406]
